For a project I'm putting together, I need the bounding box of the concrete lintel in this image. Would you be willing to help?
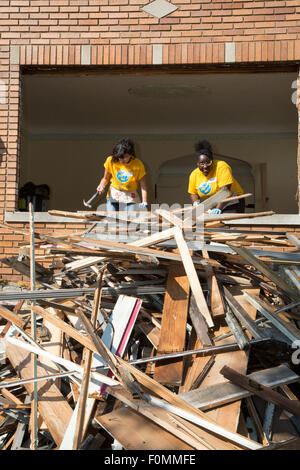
[10,46,20,65]
[152,44,163,65]
[81,45,91,65]
[225,42,236,63]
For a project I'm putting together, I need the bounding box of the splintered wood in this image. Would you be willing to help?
[0,199,299,450]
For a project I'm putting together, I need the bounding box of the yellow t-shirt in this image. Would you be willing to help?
[104,156,146,192]
[188,160,243,199]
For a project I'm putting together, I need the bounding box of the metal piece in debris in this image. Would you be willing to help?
[95,338,272,371]
[0,285,166,301]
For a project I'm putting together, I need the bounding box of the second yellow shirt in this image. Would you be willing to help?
[188,160,243,200]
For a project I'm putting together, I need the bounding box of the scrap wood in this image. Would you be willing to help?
[173,226,214,329]
[181,287,260,435]
[202,250,225,319]
[72,273,102,450]
[154,264,189,385]
[1,209,300,451]
[67,234,219,268]
[179,364,299,411]
[220,365,300,419]
[95,406,194,450]
[106,386,243,450]
[228,242,300,300]
[5,337,73,447]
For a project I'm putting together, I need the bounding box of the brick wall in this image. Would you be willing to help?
[0,221,88,281]
[0,0,300,280]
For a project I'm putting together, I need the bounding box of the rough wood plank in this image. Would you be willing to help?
[221,365,300,419]
[154,264,189,385]
[107,386,239,450]
[202,250,225,319]
[179,365,299,410]
[173,226,214,329]
[6,341,73,446]
[228,242,300,300]
[95,407,193,450]
[181,287,259,434]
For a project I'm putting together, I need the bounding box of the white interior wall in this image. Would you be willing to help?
[20,135,298,213]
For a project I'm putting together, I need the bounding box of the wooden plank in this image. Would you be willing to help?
[243,293,300,342]
[154,264,189,385]
[60,295,141,449]
[70,234,217,267]
[179,364,299,410]
[73,274,102,450]
[202,250,225,319]
[181,287,259,435]
[221,365,300,419]
[228,242,300,300]
[204,210,275,224]
[107,386,239,450]
[31,305,96,352]
[138,322,160,348]
[130,227,175,247]
[95,406,194,450]
[154,208,187,229]
[76,306,260,449]
[187,294,213,347]
[41,308,64,386]
[5,341,73,446]
[0,304,24,328]
[173,226,214,329]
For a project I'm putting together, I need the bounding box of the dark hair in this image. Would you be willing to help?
[112,138,136,162]
[194,140,213,160]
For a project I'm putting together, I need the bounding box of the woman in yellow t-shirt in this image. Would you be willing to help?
[97,138,148,212]
[188,140,245,214]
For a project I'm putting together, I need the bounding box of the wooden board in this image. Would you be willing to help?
[6,340,73,446]
[179,365,299,411]
[200,286,260,433]
[173,226,214,329]
[95,407,193,450]
[60,295,141,449]
[202,250,225,319]
[180,286,260,434]
[154,264,189,385]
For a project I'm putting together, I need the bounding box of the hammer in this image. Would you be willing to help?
[83,191,99,209]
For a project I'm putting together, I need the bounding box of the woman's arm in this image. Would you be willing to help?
[139,175,148,204]
[97,169,111,194]
[190,193,200,204]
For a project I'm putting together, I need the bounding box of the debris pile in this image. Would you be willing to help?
[0,194,300,450]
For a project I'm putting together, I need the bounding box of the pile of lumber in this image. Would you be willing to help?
[0,192,300,450]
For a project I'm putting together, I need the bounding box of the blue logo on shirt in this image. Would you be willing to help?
[117,170,132,183]
[199,182,212,195]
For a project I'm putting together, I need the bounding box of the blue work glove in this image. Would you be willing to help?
[139,202,148,210]
[210,208,222,214]
[193,200,200,206]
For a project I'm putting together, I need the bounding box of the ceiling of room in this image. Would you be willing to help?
[21,70,298,136]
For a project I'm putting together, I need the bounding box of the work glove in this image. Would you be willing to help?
[97,185,106,194]
[193,201,200,206]
[210,208,222,214]
[139,202,148,210]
